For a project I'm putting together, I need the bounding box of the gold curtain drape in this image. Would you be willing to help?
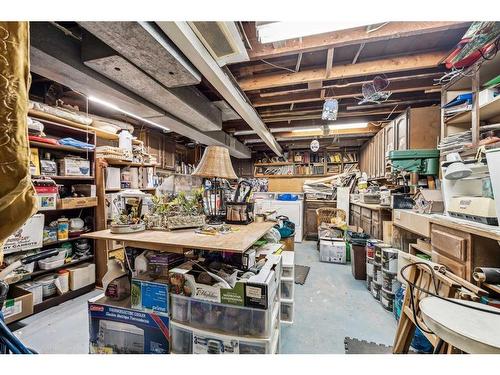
[0,21,37,262]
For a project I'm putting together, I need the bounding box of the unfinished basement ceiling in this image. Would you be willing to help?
[223,21,472,151]
[29,21,252,158]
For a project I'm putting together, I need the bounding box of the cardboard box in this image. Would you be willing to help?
[57,157,91,176]
[393,209,431,237]
[29,147,40,175]
[3,214,44,254]
[34,185,58,211]
[1,286,34,324]
[105,167,121,190]
[68,263,96,291]
[57,196,97,209]
[319,238,347,264]
[168,254,281,310]
[131,275,169,315]
[72,184,96,197]
[88,295,170,354]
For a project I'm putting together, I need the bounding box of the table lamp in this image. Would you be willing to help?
[192,146,238,224]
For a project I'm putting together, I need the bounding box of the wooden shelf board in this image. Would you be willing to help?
[103,158,159,167]
[483,283,500,295]
[33,175,95,180]
[28,256,94,279]
[446,95,500,125]
[254,173,336,179]
[29,141,95,154]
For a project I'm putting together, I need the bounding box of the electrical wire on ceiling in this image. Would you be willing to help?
[259,59,297,73]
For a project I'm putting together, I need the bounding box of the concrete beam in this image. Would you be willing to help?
[29,22,251,158]
[157,21,283,157]
[81,31,222,131]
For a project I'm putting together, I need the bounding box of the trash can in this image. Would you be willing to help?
[347,231,371,280]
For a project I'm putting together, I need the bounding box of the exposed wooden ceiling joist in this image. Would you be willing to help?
[243,21,470,60]
[252,79,439,107]
[239,50,447,91]
[257,70,443,97]
[325,48,334,78]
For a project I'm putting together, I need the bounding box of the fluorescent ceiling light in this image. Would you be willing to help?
[291,127,322,133]
[257,22,371,43]
[88,96,170,131]
[329,122,368,130]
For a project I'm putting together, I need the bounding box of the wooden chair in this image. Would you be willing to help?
[393,252,485,354]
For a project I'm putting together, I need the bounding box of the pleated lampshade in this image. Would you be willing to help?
[192,145,238,180]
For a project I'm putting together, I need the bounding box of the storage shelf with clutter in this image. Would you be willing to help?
[2,109,99,324]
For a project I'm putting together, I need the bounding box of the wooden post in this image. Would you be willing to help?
[471,69,480,145]
[440,88,447,141]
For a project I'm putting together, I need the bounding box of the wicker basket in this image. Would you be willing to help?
[316,208,346,227]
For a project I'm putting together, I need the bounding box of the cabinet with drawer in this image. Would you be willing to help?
[430,222,500,281]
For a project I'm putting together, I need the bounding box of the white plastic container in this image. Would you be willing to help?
[280,301,294,324]
[38,249,66,270]
[68,263,96,290]
[170,293,279,339]
[170,320,280,354]
[319,239,347,264]
[17,281,43,305]
[118,130,133,153]
[34,274,59,298]
[280,279,294,301]
[485,148,500,225]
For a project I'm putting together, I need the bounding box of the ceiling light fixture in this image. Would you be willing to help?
[329,122,368,130]
[88,96,170,132]
[291,127,322,133]
[256,22,372,44]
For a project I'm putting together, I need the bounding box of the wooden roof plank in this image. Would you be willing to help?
[244,21,470,60]
[239,50,447,91]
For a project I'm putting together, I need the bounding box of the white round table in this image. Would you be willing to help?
[420,297,500,354]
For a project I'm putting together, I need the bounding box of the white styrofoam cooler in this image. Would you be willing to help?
[319,238,347,264]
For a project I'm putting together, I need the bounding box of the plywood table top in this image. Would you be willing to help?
[82,221,276,253]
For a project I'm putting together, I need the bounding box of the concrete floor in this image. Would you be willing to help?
[12,241,396,354]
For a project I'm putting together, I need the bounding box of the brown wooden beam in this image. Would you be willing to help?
[263,108,405,123]
[239,51,447,91]
[325,48,334,78]
[257,70,443,97]
[244,22,470,60]
[253,81,438,107]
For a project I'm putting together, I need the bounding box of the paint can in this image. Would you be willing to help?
[366,258,374,277]
[382,248,399,274]
[366,275,373,290]
[366,240,378,259]
[373,263,382,285]
[382,271,401,294]
[374,243,391,264]
[371,282,381,300]
[381,289,395,312]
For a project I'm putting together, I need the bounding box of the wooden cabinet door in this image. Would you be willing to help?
[305,207,318,240]
[361,217,372,236]
[162,139,176,170]
[395,111,408,150]
[385,121,395,155]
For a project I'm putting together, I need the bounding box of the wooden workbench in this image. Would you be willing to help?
[82,221,276,254]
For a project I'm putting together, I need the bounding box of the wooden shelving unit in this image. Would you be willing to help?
[253,149,359,178]
[3,113,99,323]
[441,52,500,145]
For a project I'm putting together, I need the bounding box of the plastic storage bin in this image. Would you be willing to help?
[170,321,280,354]
[170,293,279,339]
[280,279,294,301]
[280,301,294,324]
[37,249,66,270]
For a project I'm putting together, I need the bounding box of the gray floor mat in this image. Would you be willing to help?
[294,265,310,285]
[344,337,393,354]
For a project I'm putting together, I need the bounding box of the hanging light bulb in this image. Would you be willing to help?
[322,98,338,121]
